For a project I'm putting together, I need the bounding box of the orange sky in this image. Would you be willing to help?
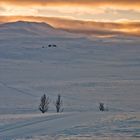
[0,0,140,21]
[1,0,140,8]
[0,0,140,36]
[0,15,140,37]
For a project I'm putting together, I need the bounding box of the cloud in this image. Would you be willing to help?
[0,0,140,9]
[0,16,140,37]
[0,0,139,22]
[0,6,6,13]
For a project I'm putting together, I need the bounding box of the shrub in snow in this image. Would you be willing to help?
[55,94,63,113]
[99,103,105,111]
[39,94,50,113]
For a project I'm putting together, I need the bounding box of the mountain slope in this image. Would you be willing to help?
[0,21,80,38]
[0,21,140,140]
[0,21,88,53]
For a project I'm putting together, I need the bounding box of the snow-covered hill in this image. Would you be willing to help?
[0,21,140,140]
[0,21,77,37]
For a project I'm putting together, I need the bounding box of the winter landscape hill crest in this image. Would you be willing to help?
[0,21,54,29]
[0,21,79,38]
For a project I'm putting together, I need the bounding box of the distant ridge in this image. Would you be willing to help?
[0,20,80,39]
[0,21,54,29]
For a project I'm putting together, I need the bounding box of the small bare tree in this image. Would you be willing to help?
[55,94,63,113]
[39,94,49,113]
[99,103,105,111]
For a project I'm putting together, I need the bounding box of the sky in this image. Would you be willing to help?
[0,0,140,37]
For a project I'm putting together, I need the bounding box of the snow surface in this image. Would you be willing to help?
[0,21,140,140]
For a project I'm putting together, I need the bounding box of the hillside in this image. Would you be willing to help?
[0,21,76,37]
[0,21,140,140]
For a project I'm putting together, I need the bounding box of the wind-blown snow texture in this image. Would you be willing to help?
[0,21,140,140]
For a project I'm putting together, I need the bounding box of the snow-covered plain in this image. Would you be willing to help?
[0,21,140,140]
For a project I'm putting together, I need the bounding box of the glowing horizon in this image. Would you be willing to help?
[0,15,140,37]
[0,0,140,36]
[0,0,140,21]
